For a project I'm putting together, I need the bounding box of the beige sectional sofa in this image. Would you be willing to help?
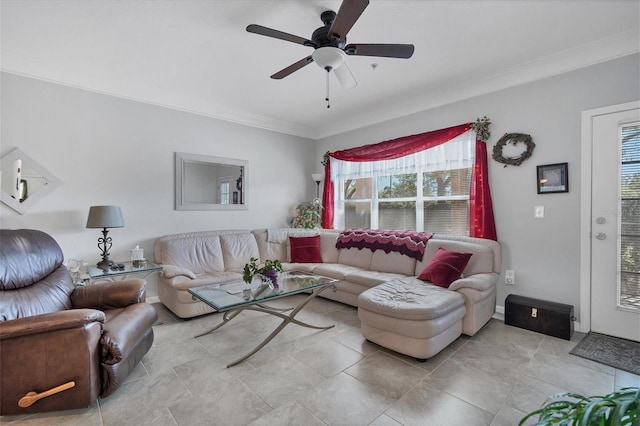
[154,229,501,357]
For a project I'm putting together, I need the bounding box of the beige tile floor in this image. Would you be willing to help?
[2,295,639,426]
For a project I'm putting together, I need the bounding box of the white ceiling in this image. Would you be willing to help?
[1,0,639,139]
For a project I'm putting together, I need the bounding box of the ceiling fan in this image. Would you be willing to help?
[246,0,415,106]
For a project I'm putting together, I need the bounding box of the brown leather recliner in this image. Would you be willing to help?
[0,229,158,415]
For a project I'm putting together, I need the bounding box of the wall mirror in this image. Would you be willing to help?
[175,152,247,211]
[0,148,61,214]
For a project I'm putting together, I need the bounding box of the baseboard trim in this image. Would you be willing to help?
[141,299,582,333]
[493,305,505,321]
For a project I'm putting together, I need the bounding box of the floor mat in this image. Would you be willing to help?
[570,332,640,375]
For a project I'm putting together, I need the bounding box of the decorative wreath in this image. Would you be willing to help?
[492,133,535,167]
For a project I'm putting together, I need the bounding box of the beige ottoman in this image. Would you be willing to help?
[357,278,466,360]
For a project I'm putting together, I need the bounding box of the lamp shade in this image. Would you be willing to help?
[86,205,124,229]
[312,47,346,70]
[311,173,323,182]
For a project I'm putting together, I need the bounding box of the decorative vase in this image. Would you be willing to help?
[258,273,279,289]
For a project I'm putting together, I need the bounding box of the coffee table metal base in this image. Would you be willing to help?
[195,285,336,367]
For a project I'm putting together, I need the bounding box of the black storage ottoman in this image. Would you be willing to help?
[505,294,574,340]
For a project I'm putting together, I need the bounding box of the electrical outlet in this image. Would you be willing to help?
[505,269,515,285]
[531,308,537,318]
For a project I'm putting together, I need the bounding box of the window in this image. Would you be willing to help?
[620,123,640,310]
[332,131,474,233]
[218,178,230,204]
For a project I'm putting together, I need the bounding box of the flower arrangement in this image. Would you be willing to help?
[242,257,284,288]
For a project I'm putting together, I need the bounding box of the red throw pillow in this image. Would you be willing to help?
[289,235,323,263]
[418,248,472,288]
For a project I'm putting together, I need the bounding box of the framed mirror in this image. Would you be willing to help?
[175,152,247,211]
[0,148,61,214]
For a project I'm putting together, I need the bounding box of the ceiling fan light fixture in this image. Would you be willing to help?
[312,47,346,71]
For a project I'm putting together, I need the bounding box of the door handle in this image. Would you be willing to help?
[595,232,607,240]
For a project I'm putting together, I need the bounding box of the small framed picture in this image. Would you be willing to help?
[537,162,568,194]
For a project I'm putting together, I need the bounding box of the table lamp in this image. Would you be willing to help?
[86,205,124,270]
[312,173,323,199]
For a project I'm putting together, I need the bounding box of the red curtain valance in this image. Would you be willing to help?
[321,122,497,241]
[329,123,471,162]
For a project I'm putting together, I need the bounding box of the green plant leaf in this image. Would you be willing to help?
[609,399,632,425]
[520,388,640,426]
[577,400,606,426]
[519,408,545,425]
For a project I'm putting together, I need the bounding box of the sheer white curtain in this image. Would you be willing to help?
[330,130,475,181]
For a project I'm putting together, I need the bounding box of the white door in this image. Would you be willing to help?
[590,105,640,342]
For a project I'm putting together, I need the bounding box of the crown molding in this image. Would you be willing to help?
[3,28,638,141]
[0,69,317,139]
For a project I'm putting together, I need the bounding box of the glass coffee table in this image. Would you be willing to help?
[189,270,338,367]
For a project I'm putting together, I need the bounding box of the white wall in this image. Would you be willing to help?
[0,72,317,296]
[315,54,640,322]
[2,54,639,317]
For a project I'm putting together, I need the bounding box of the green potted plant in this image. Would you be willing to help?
[291,199,322,229]
[242,257,284,288]
[519,387,639,425]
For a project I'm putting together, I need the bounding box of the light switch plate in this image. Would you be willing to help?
[505,269,515,285]
[534,205,544,218]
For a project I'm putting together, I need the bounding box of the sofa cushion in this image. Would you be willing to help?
[313,263,364,281]
[168,271,242,293]
[0,267,75,321]
[157,234,225,274]
[282,263,317,273]
[358,278,466,321]
[370,250,417,276]
[414,239,493,277]
[337,247,373,270]
[0,229,65,290]
[344,270,408,288]
[289,235,323,263]
[252,230,288,263]
[418,248,472,288]
[320,232,340,263]
[219,233,260,270]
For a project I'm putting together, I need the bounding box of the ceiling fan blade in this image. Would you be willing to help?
[328,0,369,40]
[334,63,357,89]
[271,56,314,79]
[246,24,315,47]
[344,43,415,59]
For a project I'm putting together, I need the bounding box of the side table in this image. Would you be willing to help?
[86,261,162,284]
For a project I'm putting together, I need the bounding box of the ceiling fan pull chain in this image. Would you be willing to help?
[325,67,331,109]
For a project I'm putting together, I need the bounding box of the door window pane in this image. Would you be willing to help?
[620,124,640,310]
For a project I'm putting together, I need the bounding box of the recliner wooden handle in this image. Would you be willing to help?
[18,381,76,408]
